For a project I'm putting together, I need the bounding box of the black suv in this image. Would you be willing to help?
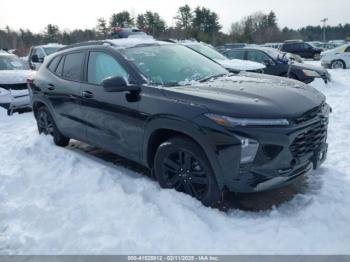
[28,39,330,206]
[222,47,330,83]
[281,41,323,60]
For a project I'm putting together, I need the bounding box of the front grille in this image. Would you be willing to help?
[290,119,328,158]
[0,83,28,90]
[294,104,324,124]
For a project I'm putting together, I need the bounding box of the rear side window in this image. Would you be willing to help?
[55,56,64,76]
[224,50,245,60]
[48,56,61,72]
[283,44,295,51]
[87,52,128,85]
[62,52,85,81]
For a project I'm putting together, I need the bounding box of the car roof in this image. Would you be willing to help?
[33,43,65,48]
[57,38,171,53]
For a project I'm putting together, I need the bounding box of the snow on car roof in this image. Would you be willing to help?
[106,37,170,49]
[36,43,65,48]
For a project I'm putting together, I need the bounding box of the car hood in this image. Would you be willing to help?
[0,70,34,85]
[321,45,348,56]
[162,73,325,119]
[291,62,328,75]
[215,59,265,71]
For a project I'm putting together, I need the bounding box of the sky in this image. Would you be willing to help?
[0,0,349,33]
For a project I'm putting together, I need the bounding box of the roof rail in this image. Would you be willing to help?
[58,41,114,52]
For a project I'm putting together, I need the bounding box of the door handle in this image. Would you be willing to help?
[47,83,55,91]
[81,90,94,99]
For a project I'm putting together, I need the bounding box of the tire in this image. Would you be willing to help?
[154,137,222,206]
[313,53,321,60]
[37,107,70,147]
[330,60,346,69]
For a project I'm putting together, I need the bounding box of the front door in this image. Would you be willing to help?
[79,50,144,162]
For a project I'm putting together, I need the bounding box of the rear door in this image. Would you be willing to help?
[45,52,87,140]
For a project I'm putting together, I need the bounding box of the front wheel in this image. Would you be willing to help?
[154,137,222,206]
[37,107,70,147]
[330,60,345,69]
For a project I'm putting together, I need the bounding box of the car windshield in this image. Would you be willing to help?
[43,47,60,55]
[0,55,29,70]
[186,43,228,61]
[120,44,228,85]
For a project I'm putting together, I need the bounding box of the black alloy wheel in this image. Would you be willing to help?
[154,137,221,206]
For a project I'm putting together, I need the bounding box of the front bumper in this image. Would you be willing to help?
[321,60,331,68]
[0,88,31,115]
[201,105,329,193]
[320,70,331,83]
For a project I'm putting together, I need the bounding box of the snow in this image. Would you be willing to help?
[0,70,34,84]
[1,61,350,254]
[216,59,265,71]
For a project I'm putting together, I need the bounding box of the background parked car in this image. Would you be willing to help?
[111,27,148,39]
[321,44,350,69]
[309,42,340,50]
[222,46,330,83]
[281,40,323,60]
[0,52,33,115]
[28,43,65,70]
[261,42,283,49]
[176,40,265,73]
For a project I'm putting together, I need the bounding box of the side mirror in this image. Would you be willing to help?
[102,76,140,93]
[31,54,39,63]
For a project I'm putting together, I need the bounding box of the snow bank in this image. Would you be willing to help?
[0,63,350,254]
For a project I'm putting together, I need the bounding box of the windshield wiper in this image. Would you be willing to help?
[198,73,227,83]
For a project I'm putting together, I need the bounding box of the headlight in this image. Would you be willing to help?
[236,135,259,164]
[302,69,320,77]
[205,113,289,127]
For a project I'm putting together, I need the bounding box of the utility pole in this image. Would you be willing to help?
[321,18,328,42]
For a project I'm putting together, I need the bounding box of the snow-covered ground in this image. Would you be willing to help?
[1,62,350,254]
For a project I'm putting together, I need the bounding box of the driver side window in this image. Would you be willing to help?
[247,50,270,63]
[87,52,128,85]
[33,48,45,59]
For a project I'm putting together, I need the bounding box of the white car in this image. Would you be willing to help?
[28,43,64,70]
[321,44,350,69]
[0,53,34,115]
[178,40,266,72]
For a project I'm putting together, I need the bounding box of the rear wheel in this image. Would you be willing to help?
[154,137,222,206]
[37,107,70,147]
[330,60,345,69]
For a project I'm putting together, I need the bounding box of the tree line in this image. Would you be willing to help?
[1,5,350,56]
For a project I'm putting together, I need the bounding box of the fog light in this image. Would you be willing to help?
[237,136,259,164]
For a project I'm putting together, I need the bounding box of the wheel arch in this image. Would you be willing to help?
[331,59,346,68]
[143,118,226,190]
